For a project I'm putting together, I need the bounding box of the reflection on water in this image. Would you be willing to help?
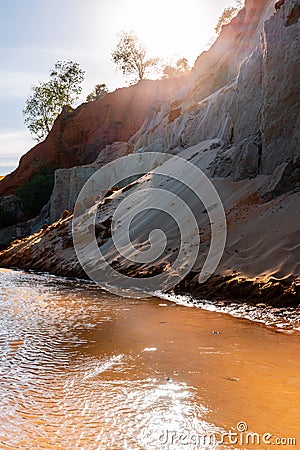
[0,268,299,449]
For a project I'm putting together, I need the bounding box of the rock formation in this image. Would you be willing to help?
[0,0,299,305]
[0,78,183,198]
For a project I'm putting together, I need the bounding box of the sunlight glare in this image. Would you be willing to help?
[110,0,221,65]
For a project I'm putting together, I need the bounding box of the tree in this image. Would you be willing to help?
[86,83,108,102]
[23,82,59,141]
[49,60,85,106]
[215,1,243,35]
[162,57,191,79]
[23,60,85,141]
[112,31,158,83]
[176,57,190,73]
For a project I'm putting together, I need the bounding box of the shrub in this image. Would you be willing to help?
[15,166,54,217]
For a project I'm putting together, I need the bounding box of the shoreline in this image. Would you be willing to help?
[0,180,298,316]
[1,267,300,447]
[1,267,299,332]
[176,272,300,308]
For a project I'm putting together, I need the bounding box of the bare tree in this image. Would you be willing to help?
[112,31,158,83]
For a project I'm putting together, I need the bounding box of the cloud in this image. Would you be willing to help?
[0,129,33,175]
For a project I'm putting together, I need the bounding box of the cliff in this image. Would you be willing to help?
[0,78,183,198]
[131,0,299,193]
[0,0,299,305]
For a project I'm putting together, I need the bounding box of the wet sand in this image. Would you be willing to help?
[0,268,299,449]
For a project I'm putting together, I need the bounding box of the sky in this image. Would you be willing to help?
[0,0,237,175]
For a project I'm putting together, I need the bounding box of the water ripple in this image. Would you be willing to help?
[0,269,220,449]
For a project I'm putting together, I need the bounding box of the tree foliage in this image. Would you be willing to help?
[112,31,159,82]
[49,60,85,106]
[215,1,243,35]
[23,81,60,141]
[86,83,108,102]
[162,57,190,79]
[23,60,85,141]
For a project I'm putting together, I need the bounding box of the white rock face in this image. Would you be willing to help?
[49,142,133,222]
[260,0,300,174]
[50,166,97,222]
[94,141,133,166]
[130,0,300,195]
[48,0,299,217]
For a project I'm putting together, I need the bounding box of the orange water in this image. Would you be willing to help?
[0,269,299,449]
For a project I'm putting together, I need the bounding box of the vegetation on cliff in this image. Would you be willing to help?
[112,31,159,83]
[215,0,244,34]
[23,60,85,141]
[15,165,54,217]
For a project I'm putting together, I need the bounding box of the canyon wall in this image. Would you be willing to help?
[0,0,299,304]
[0,78,183,198]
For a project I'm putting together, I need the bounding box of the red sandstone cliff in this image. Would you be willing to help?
[0,78,184,197]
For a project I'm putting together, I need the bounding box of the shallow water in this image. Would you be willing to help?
[0,268,299,449]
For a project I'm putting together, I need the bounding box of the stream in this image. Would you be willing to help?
[0,268,299,449]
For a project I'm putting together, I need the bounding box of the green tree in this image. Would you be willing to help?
[23,81,60,141]
[86,83,108,102]
[49,60,85,105]
[215,1,243,35]
[112,31,159,83]
[23,60,85,141]
[163,57,190,79]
